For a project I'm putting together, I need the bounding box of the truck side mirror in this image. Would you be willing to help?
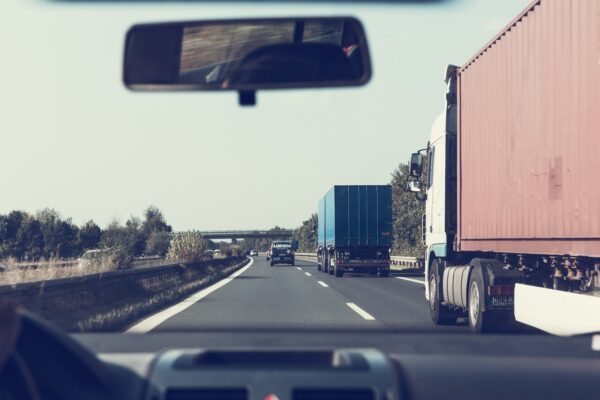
[409,153,423,177]
[407,180,422,193]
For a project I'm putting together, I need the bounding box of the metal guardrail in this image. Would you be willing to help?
[294,253,424,269]
[1,256,166,271]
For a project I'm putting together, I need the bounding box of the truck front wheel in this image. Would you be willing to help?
[429,259,458,325]
[468,266,496,333]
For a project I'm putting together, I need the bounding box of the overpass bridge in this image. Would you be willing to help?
[197,230,294,242]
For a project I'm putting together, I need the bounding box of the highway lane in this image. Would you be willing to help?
[148,256,469,332]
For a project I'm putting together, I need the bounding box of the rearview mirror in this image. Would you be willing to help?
[409,153,424,178]
[123,17,371,105]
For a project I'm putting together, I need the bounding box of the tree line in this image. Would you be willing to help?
[2,161,425,261]
[0,206,173,261]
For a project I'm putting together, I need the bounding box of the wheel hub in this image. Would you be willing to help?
[469,280,480,326]
[429,274,437,311]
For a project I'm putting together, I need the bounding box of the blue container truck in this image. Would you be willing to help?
[317,185,392,277]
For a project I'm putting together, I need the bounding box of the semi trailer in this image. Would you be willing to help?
[409,0,600,333]
[317,185,392,277]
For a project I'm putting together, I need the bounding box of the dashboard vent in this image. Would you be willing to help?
[166,388,248,400]
[293,389,375,400]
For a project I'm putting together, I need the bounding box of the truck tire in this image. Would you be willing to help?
[428,259,458,325]
[291,258,295,266]
[334,264,344,277]
[270,261,274,267]
[468,266,495,333]
[329,264,334,275]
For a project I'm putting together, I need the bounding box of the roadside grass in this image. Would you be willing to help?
[0,258,112,285]
[0,256,173,285]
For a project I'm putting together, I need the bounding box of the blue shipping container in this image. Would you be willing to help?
[317,185,392,248]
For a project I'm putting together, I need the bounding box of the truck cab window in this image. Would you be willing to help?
[427,146,435,188]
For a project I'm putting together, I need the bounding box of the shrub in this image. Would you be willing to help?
[166,231,206,262]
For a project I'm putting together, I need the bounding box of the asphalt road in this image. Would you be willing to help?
[147,257,469,332]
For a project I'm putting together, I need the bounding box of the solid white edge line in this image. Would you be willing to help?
[317,281,329,288]
[125,257,254,333]
[305,272,312,276]
[346,302,376,320]
[396,276,425,285]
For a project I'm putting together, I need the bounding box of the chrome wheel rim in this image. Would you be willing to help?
[429,274,437,311]
[469,280,480,326]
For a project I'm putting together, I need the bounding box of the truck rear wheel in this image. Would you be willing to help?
[429,259,458,325]
[334,265,344,277]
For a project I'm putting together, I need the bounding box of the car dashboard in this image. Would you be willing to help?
[4,313,600,400]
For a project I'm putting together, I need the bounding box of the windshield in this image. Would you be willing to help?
[6,0,594,338]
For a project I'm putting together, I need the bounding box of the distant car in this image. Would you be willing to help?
[250,250,258,256]
[203,250,214,258]
[77,249,111,268]
[269,241,295,266]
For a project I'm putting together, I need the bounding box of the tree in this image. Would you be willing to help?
[0,211,28,257]
[390,162,427,257]
[15,218,45,260]
[35,209,80,258]
[101,219,144,257]
[125,217,146,256]
[145,231,171,256]
[141,206,172,237]
[293,214,317,252]
[78,220,102,251]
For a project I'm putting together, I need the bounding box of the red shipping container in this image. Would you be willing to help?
[457,0,600,257]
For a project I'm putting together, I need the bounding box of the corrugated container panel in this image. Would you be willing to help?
[457,0,600,256]
[318,186,392,248]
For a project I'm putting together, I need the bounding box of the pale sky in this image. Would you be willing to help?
[0,0,527,231]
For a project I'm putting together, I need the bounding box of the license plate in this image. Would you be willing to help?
[489,296,514,307]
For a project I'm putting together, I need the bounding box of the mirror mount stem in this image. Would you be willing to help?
[239,91,256,106]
